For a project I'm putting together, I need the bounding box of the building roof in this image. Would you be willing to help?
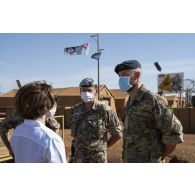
[53,87,80,96]
[1,88,81,97]
[1,89,18,97]
[1,85,113,97]
[165,95,185,101]
[110,89,128,99]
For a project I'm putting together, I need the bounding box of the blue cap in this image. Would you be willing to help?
[115,60,141,74]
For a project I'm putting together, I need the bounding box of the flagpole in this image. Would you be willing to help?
[97,34,100,100]
[91,33,100,100]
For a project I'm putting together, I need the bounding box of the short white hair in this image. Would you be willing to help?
[127,68,142,75]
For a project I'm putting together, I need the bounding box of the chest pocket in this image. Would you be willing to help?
[125,104,154,138]
[86,114,106,139]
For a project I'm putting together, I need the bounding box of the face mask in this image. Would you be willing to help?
[119,76,133,92]
[81,92,94,102]
[49,104,57,117]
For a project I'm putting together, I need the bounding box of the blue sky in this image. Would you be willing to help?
[0,33,195,94]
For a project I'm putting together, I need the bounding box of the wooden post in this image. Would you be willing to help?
[179,93,182,108]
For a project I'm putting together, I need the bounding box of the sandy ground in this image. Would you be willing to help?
[63,130,195,163]
[1,129,195,163]
[169,134,195,162]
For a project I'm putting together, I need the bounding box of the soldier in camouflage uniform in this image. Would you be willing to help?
[70,78,122,163]
[0,111,23,157]
[114,60,184,163]
[0,105,60,158]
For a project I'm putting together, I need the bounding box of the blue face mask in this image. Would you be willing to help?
[119,76,133,92]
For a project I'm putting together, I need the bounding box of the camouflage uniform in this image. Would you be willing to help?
[0,110,60,162]
[0,111,24,133]
[71,100,122,163]
[123,85,184,163]
[0,111,60,134]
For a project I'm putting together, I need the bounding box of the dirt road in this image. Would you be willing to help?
[63,130,195,163]
[1,130,195,162]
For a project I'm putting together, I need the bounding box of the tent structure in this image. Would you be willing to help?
[110,89,128,119]
[0,85,116,128]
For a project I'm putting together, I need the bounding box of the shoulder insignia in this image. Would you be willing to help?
[158,99,166,106]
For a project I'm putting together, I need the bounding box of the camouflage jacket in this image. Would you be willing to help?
[71,101,122,151]
[123,85,184,163]
[0,111,24,132]
[0,111,60,133]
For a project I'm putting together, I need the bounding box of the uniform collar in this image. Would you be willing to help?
[82,100,98,111]
[134,85,148,102]
[127,85,147,106]
[92,100,99,110]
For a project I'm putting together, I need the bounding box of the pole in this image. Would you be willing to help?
[90,33,100,100]
[97,34,100,100]
[186,90,188,108]
[178,93,181,108]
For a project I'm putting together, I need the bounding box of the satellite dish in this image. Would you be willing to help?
[184,79,195,107]
[184,79,195,92]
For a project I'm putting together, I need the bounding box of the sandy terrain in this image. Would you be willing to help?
[1,130,195,163]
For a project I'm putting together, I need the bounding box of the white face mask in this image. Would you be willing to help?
[80,92,94,102]
[49,104,57,117]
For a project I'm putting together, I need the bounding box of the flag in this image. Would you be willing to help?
[64,43,89,55]
[154,62,162,72]
[91,52,101,60]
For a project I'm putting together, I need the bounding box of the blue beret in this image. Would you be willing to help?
[114,60,141,74]
[79,78,95,87]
